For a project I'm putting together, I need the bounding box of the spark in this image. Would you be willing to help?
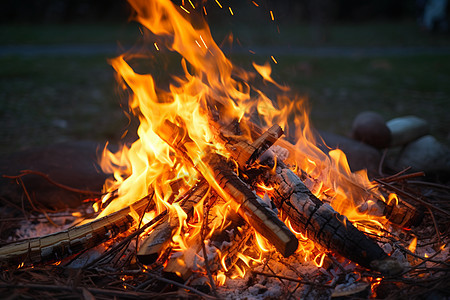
[249,49,255,54]
[269,10,274,21]
[188,0,195,9]
[229,6,234,15]
[199,35,207,48]
[154,42,159,51]
[270,55,278,64]
[180,5,190,14]
[195,40,202,48]
[203,6,207,15]
[252,1,259,7]
[215,0,223,9]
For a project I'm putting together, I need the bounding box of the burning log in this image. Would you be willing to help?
[224,124,284,168]
[0,192,154,268]
[158,120,298,258]
[137,180,209,265]
[266,164,402,274]
[217,123,403,274]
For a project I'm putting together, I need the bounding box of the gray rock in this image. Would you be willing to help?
[395,135,450,173]
[352,111,391,149]
[386,116,429,147]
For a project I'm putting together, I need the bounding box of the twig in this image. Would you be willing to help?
[16,176,39,212]
[3,170,103,196]
[201,191,218,298]
[251,271,331,288]
[144,271,218,299]
[84,206,165,269]
[382,172,425,183]
[374,179,450,216]
[135,195,154,257]
[377,167,411,182]
[426,206,442,244]
[0,282,169,298]
[407,180,450,191]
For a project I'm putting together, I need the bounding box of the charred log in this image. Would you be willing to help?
[217,122,403,273]
[137,181,209,265]
[157,120,298,257]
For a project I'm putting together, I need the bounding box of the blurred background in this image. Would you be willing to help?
[1,0,449,154]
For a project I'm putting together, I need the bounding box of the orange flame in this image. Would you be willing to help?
[96,0,398,283]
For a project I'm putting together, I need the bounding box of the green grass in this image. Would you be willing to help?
[2,20,450,47]
[1,21,449,154]
[0,55,129,153]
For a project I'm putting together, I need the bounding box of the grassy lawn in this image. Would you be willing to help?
[1,21,449,154]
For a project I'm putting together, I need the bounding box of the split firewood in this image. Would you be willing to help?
[0,191,154,268]
[163,219,252,282]
[157,120,298,258]
[212,224,253,275]
[224,124,284,168]
[137,181,209,265]
[163,234,203,281]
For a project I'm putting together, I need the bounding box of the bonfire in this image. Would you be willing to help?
[1,0,448,299]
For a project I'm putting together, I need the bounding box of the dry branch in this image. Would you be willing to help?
[0,191,154,268]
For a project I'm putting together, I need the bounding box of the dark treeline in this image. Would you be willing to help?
[1,0,421,24]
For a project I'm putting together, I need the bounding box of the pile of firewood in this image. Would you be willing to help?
[0,120,449,299]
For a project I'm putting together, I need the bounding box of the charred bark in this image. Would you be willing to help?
[137,181,209,265]
[157,120,298,257]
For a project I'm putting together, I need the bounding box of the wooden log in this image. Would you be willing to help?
[217,120,422,228]
[214,122,403,273]
[157,121,298,258]
[213,224,253,275]
[262,157,403,274]
[163,220,252,282]
[225,124,283,168]
[137,181,209,265]
[207,155,298,257]
[0,192,154,268]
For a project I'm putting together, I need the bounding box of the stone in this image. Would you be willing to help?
[386,116,429,147]
[352,111,391,149]
[395,135,450,173]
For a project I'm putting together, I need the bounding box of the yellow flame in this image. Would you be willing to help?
[95,0,398,282]
[408,237,418,253]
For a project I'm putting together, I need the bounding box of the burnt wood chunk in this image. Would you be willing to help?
[226,124,283,168]
[137,181,209,265]
[157,121,298,258]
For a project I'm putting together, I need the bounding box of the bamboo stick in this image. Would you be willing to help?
[0,192,154,268]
